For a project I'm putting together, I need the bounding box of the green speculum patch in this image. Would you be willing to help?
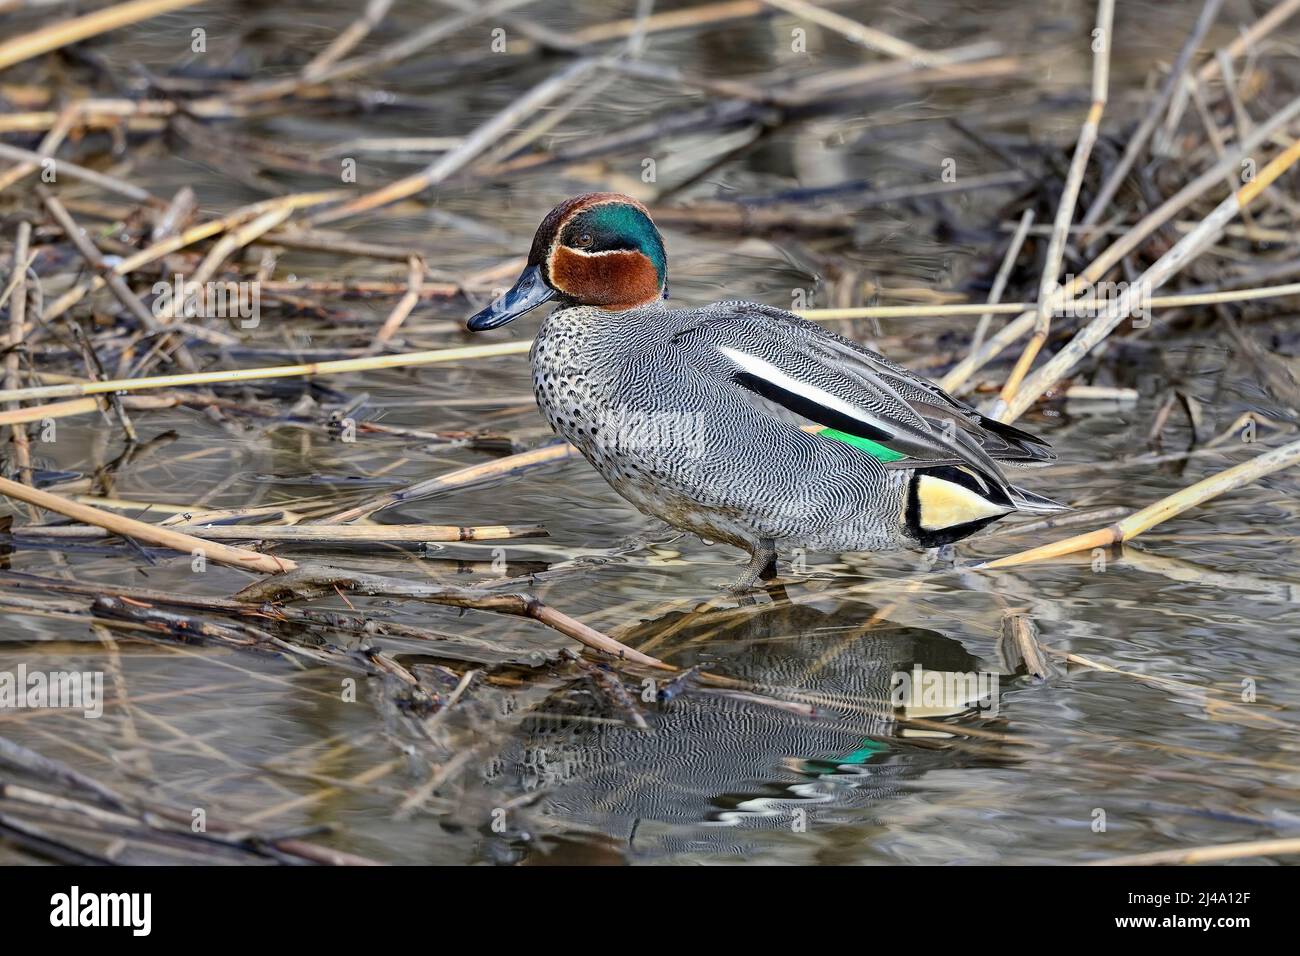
[820,427,908,462]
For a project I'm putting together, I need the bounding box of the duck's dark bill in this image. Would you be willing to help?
[466,264,555,330]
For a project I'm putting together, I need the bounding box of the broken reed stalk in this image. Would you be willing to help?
[4,222,33,486]
[150,207,295,327]
[233,566,667,668]
[975,438,1300,569]
[972,208,1035,352]
[34,186,164,337]
[0,142,156,204]
[1000,610,1055,680]
[1194,0,1300,99]
[996,0,1113,406]
[1079,0,1224,228]
[310,57,599,224]
[323,443,578,522]
[758,0,946,65]
[0,395,177,427]
[997,135,1300,422]
[0,106,77,194]
[0,99,181,136]
[0,479,656,666]
[571,0,765,45]
[0,475,296,574]
[42,190,345,321]
[368,254,424,352]
[940,94,1300,395]
[299,0,394,79]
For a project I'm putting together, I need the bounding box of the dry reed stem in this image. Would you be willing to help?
[572,0,768,44]
[311,57,598,224]
[939,94,1300,394]
[0,476,296,574]
[368,255,423,352]
[1080,0,1224,228]
[4,222,33,487]
[0,142,154,203]
[997,0,1113,406]
[323,443,577,523]
[758,0,946,65]
[1089,836,1300,866]
[778,49,1016,104]
[1194,0,1300,88]
[0,341,532,403]
[0,395,177,426]
[43,190,344,321]
[976,438,1300,569]
[18,523,548,543]
[0,0,205,71]
[0,99,180,136]
[972,208,1034,352]
[300,0,393,78]
[998,135,1300,422]
[806,281,1300,320]
[0,105,77,194]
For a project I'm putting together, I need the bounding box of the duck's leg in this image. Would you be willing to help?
[729,539,778,592]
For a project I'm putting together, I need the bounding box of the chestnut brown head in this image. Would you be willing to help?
[467,193,667,331]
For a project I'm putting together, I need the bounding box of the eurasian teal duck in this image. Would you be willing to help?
[468,193,1064,589]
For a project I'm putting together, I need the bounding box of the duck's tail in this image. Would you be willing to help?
[1008,485,1070,515]
[903,467,1069,548]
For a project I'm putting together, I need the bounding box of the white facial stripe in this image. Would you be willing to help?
[562,248,638,258]
[720,346,881,432]
[547,230,642,279]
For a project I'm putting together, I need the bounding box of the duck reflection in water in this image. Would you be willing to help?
[481,595,1010,863]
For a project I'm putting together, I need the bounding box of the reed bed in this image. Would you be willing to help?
[1,0,1300,866]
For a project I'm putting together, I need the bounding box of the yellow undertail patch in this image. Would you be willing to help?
[916,474,1010,531]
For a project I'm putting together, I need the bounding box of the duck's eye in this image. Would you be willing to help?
[574,233,594,249]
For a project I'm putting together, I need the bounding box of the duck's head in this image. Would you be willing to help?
[467,193,667,331]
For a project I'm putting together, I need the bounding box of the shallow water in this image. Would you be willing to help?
[2,0,1299,865]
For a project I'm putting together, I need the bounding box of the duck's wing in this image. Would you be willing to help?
[767,303,1055,466]
[667,301,1054,489]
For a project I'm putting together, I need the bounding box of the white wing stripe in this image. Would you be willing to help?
[719,346,885,429]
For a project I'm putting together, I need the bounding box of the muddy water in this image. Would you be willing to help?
[2,1,1299,864]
